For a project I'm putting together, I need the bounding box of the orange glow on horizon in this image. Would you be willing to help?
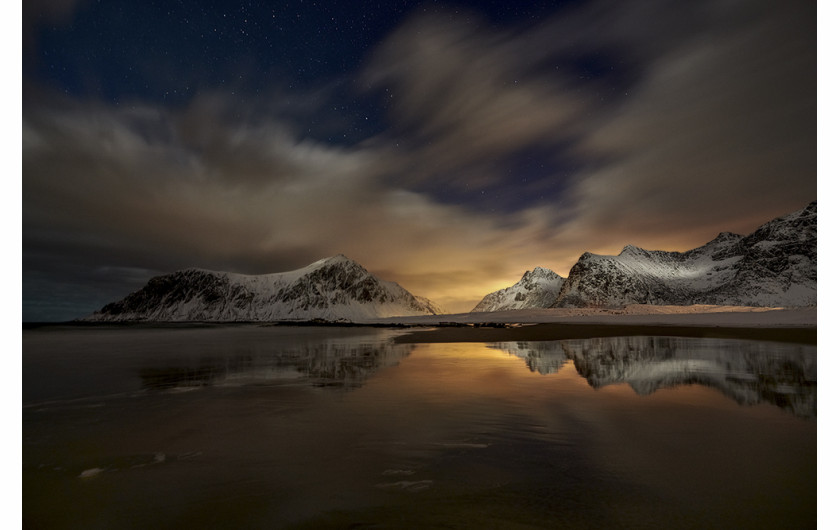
[371,225,767,312]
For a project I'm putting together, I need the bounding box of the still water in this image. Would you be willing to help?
[23,325,816,529]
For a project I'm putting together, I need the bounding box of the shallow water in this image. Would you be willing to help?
[23,325,816,529]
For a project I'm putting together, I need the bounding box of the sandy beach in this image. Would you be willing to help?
[374,305,817,345]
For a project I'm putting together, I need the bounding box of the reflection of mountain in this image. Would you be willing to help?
[493,337,816,418]
[139,341,414,390]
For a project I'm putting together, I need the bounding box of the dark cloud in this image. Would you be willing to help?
[560,0,815,249]
[364,7,594,193]
[364,0,813,247]
[23,0,91,52]
[23,87,543,316]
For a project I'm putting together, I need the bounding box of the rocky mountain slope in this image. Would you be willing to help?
[471,267,565,312]
[554,202,816,308]
[84,255,442,322]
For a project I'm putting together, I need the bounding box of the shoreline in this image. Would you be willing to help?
[392,322,816,345]
[382,306,818,345]
[28,306,817,345]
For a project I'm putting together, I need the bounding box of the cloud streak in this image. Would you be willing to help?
[23,89,552,316]
[561,0,815,246]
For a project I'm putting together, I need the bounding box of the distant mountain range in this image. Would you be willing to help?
[84,255,442,322]
[472,201,816,311]
[87,202,815,322]
[555,201,815,308]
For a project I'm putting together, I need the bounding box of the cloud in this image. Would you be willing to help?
[558,0,815,248]
[363,7,595,193]
[23,89,571,316]
[364,0,814,249]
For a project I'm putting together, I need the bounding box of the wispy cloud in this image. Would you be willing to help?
[559,0,815,248]
[23,89,553,314]
[366,0,813,250]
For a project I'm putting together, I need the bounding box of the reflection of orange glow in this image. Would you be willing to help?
[639,382,761,412]
[363,343,597,402]
[346,340,815,463]
[358,342,803,421]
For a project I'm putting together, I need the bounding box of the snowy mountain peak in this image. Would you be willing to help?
[553,202,816,308]
[316,254,355,266]
[84,256,441,322]
[619,244,646,256]
[472,266,565,312]
[522,266,559,281]
[712,231,742,243]
[300,254,363,274]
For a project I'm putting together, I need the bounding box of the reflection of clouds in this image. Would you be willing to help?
[493,337,817,418]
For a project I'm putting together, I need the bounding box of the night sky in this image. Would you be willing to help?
[22,0,816,321]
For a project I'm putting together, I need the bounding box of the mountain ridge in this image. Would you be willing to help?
[553,201,816,308]
[84,255,442,322]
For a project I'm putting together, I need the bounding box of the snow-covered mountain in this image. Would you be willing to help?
[84,255,443,322]
[554,201,816,308]
[471,267,565,312]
